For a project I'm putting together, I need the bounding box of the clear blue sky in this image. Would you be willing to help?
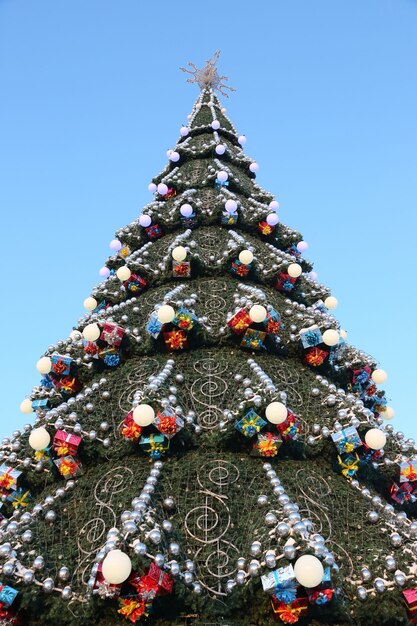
[1,0,416,438]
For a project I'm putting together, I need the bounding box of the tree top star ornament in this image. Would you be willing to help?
[180,50,236,97]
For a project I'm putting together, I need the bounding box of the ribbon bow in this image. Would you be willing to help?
[0,472,15,490]
[338,454,359,479]
[118,597,148,623]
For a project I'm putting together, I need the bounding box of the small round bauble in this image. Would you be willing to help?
[266,213,279,226]
[99,266,110,278]
[297,241,309,253]
[225,199,237,213]
[83,323,101,342]
[269,200,279,210]
[139,214,152,228]
[265,402,288,424]
[372,369,387,384]
[169,151,180,162]
[148,183,157,193]
[36,357,51,375]
[211,120,220,130]
[102,550,132,584]
[249,305,267,323]
[380,406,395,420]
[294,555,324,588]
[157,305,175,324]
[287,263,302,278]
[172,246,187,262]
[157,183,168,196]
[249,162,259,173]
[324,296,338,310]
[365,428,387,450]
[239,250,253,265]
[322,329,340,347]
[180,203,193,217]
[340,329,348,340]
[116,266,131,281]
[20,399,33,414]
[29,427,50,451]
[180,126,189,137]
[109,239,122,251]
[84,297,97,311]
[238,135,247,145]
[215,144,226,155]
[217,171,228,183]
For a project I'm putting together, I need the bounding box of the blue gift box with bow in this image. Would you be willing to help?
[146,312,164,338]
[0,583,18,607]
[235,408,267,438]
[32,398,50,410]
[300,325,323,349]
[331,426,362,454]
[261,565,297,603]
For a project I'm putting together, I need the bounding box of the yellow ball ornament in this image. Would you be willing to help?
[322,329,339,346]
[265,402,288,424]
[372,369,387,384]
[157,305,176,324]
[116,266,131,281]
[172,246,187,262]
[132,404,155,426]
[239,250,254,265]
[324,296,338,310]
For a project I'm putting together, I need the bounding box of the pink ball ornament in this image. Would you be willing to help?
[215,144,226,155]
[217,171,228,183]
[269,200,279,210]
[180,204,193,217]
[225,199,238,213]
[238,135,247,145]
[266,213,279,226]
[249,162,259,173]
[297,241,309,253]
[180,126,189,137]
[169,151,180,162]
[148,183,157,193]
[110,239,122,252]
[139,214,152,228]
[99,266,110,278]
[211,120,220,130]
[309,271,318,281]
[157,183,168,195]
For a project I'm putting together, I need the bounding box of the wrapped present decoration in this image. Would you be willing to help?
[173,260,191,277]
[31,398,50,411]
[331,426,362,454]
[228,309,252,335]
[100,322,126,347]
[235,408,267,438]
[154,410,184,438]
[286,243,301,258]
[351,366,372,392]
[337,452,360,480]
[312,299,327,313]
[262,565,297,602]
[254,433,282,457]
[0,584,18,608]
[83,339,99,356]
[271,595,308,624]
[145,224,163,240]
[258,220,274,236]
[121,412,142,442]
[54,455,82,480]
[51,355,72,376]
[165,187,176,199]
[241,328,266,351]
[221,211,238,225]
[93,300,109,313]
[139,563,174,596]
[303,347,329,367]
[146,312,163,339]
[391,481,417,505]
[276,410,300,441]
[54,375,83,396]
[0,466,21,492]
[94,563,121,599]
[403,588,417,616]
[231,260,251,277]
[399,460,417,484]
[124,273,147,294]
[163,330,188,351]
[306,567,333,606]
[118,597,149,623]
[139,434,169,459]
[264,307,282,335]
[7,488,32,510]
[40,373,54,388]
[98,347,122,368]
[275,272,297,293]
[300,325,323,349]
[119,244,130,259]
[360,443,384,463]
[172,307,197,331]
[53,430,82,457]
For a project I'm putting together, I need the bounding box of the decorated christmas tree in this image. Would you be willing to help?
[1,52,416,626]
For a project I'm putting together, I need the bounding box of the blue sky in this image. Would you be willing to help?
[0,0,416,438]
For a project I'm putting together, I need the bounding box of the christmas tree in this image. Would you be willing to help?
[1,52,416,626]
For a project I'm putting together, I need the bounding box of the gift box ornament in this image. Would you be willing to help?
[164,330,188,351]
[399,460,417,483]
[172,260,191,277]
[124,274,147,294]
[0,466,22,492]
[262,565,296,600]
[286,243,301,258]
[165,187,176,199]
[98,347,122,368]
[331,426,362,454]
[403,588,417,615]
[235,408,267,438]
[83,339,99,356]
[337,452,360,480]
[145,223,163,240]
[101,322,126,347]
[32,398,50,411]
[54,455,82,479]
[276,410,300,441]
[275,272,297,293]
[54,375,83,396]
[228,309,252,335]
[139,434,169,459]
[119,244,130,259]
[391,481,417,505]
[181,213,197,229]
[328,337,346,366]
[221,211,238,225]
[51,355,72,376]
[312,299,327,314]
[306,567,333,606]
[53,430,82,457]
[258,220,274,236]
[300,325,323,349]
[231,259,251,277]
[94,563,121,599]
[241,328,266,351]
[271,595,308,624]
[7,488,32,510]
[118,597,149,623]
[40,374,54,389]
[264,308,282,335]
[351,366,372,392]
[172,307,197,331]
[139,563,174,596]
[360,443,384,463]
[154,410,184,438]
[0,584,18,608]
[303,347,329,367]
[146,312,163,338]
[121,412,142,442]
[254,433,282,457]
